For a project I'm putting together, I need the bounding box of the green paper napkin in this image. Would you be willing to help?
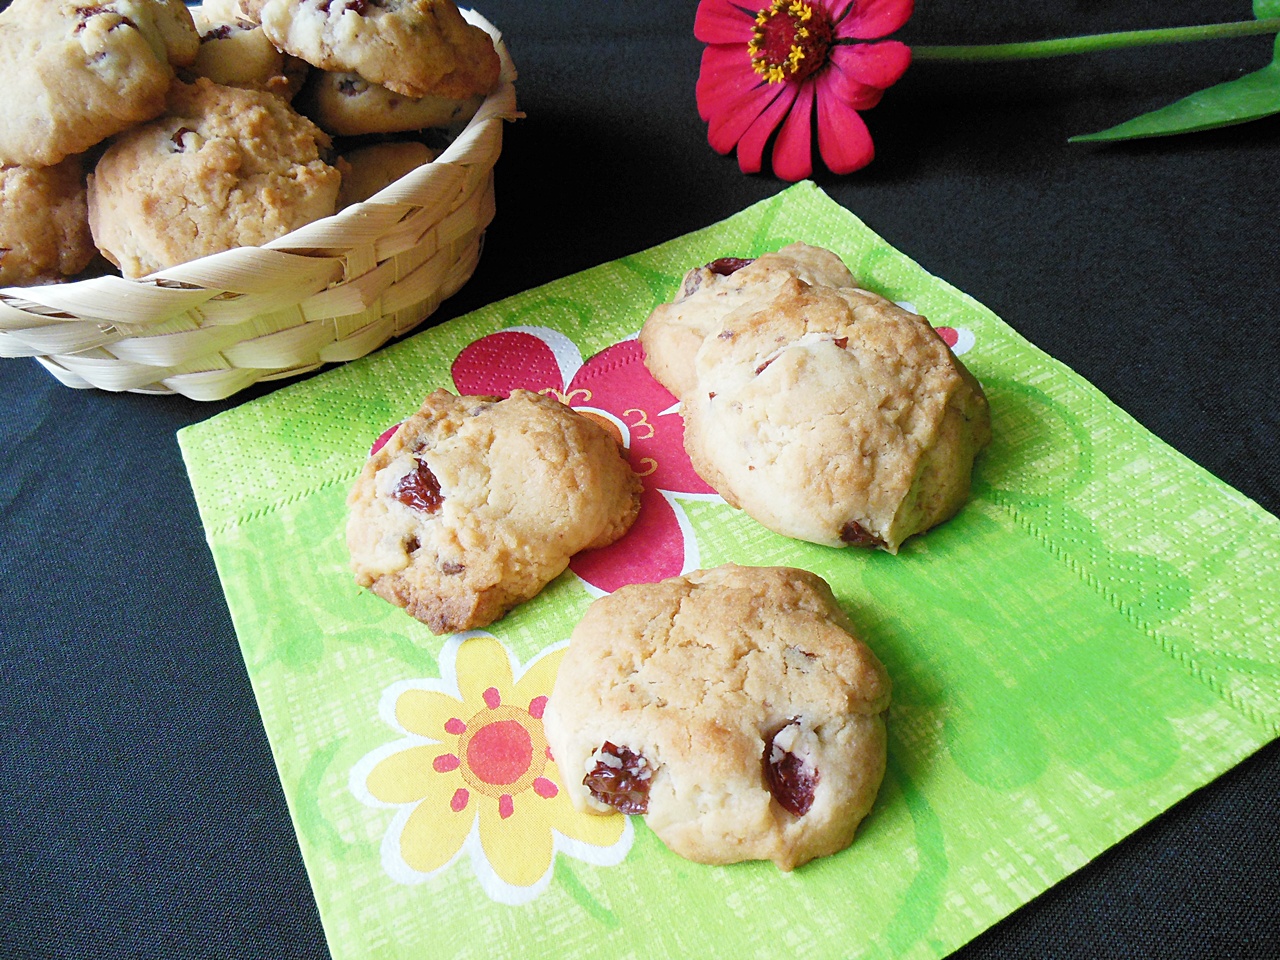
[179,182,1280,960]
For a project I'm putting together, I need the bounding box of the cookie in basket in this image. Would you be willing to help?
[188,3,310,100]
[346,390,642,635]
[337,140,437,208]
[542,563,891,871]
[86,77,343,278]
[257,0,500,101]
[641,244,991,553]
[196,0,267,24]
[0,157,97,286]
[297,70,483,137]
[0,0,200,168]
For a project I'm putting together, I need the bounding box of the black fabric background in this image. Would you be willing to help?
[2,2,1278,957]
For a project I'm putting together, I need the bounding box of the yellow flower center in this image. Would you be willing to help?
[748,0,835,84]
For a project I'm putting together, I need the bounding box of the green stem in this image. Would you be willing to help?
[911,18,1280,62]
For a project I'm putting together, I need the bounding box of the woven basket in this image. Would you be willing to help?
[0,10,518,402]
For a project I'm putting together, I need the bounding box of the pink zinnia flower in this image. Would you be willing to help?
[695,0,914,180]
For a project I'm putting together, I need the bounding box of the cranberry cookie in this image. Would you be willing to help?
[296,69,483,137]
[87,77,343,277]
[337,140,436,207]
[188,3,309,99]
[641,244,991,553]
[0,158,97,286]
[257,0,500,101]
[0,0,199,168]
[542,564,891,871]
[346,390,642,635]
[639,242,856,399]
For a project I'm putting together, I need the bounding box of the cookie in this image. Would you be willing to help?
[542,564,891,871]
[257,0,500,100]
[0,0,200,168]
[640,242,856,399]
[296,69,483,137]
[346,389,643,635]
[197,0,266,22]
[86,77,343,278]
[337,140,436,208]
[0,157,97,286]
[188,4,309,100]
[641,244,991,553]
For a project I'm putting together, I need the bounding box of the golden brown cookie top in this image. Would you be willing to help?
[0,0,200,166]
[543,564,891,871]
[258,0,500,100]
[346,389,642,634]
[683,279,989,550]
[640,241,855,399]
[86,77,342,277]
[0,157,96,286]
[187,7,310,100]
[641,241,991,553]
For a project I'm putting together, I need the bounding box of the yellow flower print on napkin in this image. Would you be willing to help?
[350,632,631,904]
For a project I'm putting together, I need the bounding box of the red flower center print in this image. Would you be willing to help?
[451,327,719,594]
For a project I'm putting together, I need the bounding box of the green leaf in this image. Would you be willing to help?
[1070,60,1280,141]
[1070,2,1280,142]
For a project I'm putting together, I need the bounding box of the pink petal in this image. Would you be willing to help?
[697,45,768,129]
[696,44,753,103]
[451,331,564,397]
[569,340,714,495]
[735,82,799,174]
[816,54,885,109]
[642,418,717,496]
[567,340,656,418]
[694,0,757,44]
[829,40,911,90]
[771,81,816,182]
[833,0,914,40]
[708,79,786,156]
[370,423,400,455]
[817,93,875,174]
[570,486,688,592]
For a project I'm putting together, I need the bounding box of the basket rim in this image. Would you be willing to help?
[0,7,519,399]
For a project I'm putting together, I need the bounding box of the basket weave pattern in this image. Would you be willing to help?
[0,12,518,402]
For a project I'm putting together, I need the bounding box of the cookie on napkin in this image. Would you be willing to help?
[640,243,992,553]
[542,563,891,871]
[346,389,643,634]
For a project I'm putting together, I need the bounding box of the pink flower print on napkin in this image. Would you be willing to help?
[451,327,718,594]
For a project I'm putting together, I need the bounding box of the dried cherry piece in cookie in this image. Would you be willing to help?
[392,458,442,513]
[706,257,755,276]
[839,520,885,550]
[764,721,819,817]
[679,256,757,299]
[169,127,197,152]
[583,742,652,814]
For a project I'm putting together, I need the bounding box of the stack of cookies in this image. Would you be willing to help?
[641,242,992,553]
[0,0,501,284]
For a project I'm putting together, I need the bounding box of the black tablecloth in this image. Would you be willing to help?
[3,2,1278,957]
